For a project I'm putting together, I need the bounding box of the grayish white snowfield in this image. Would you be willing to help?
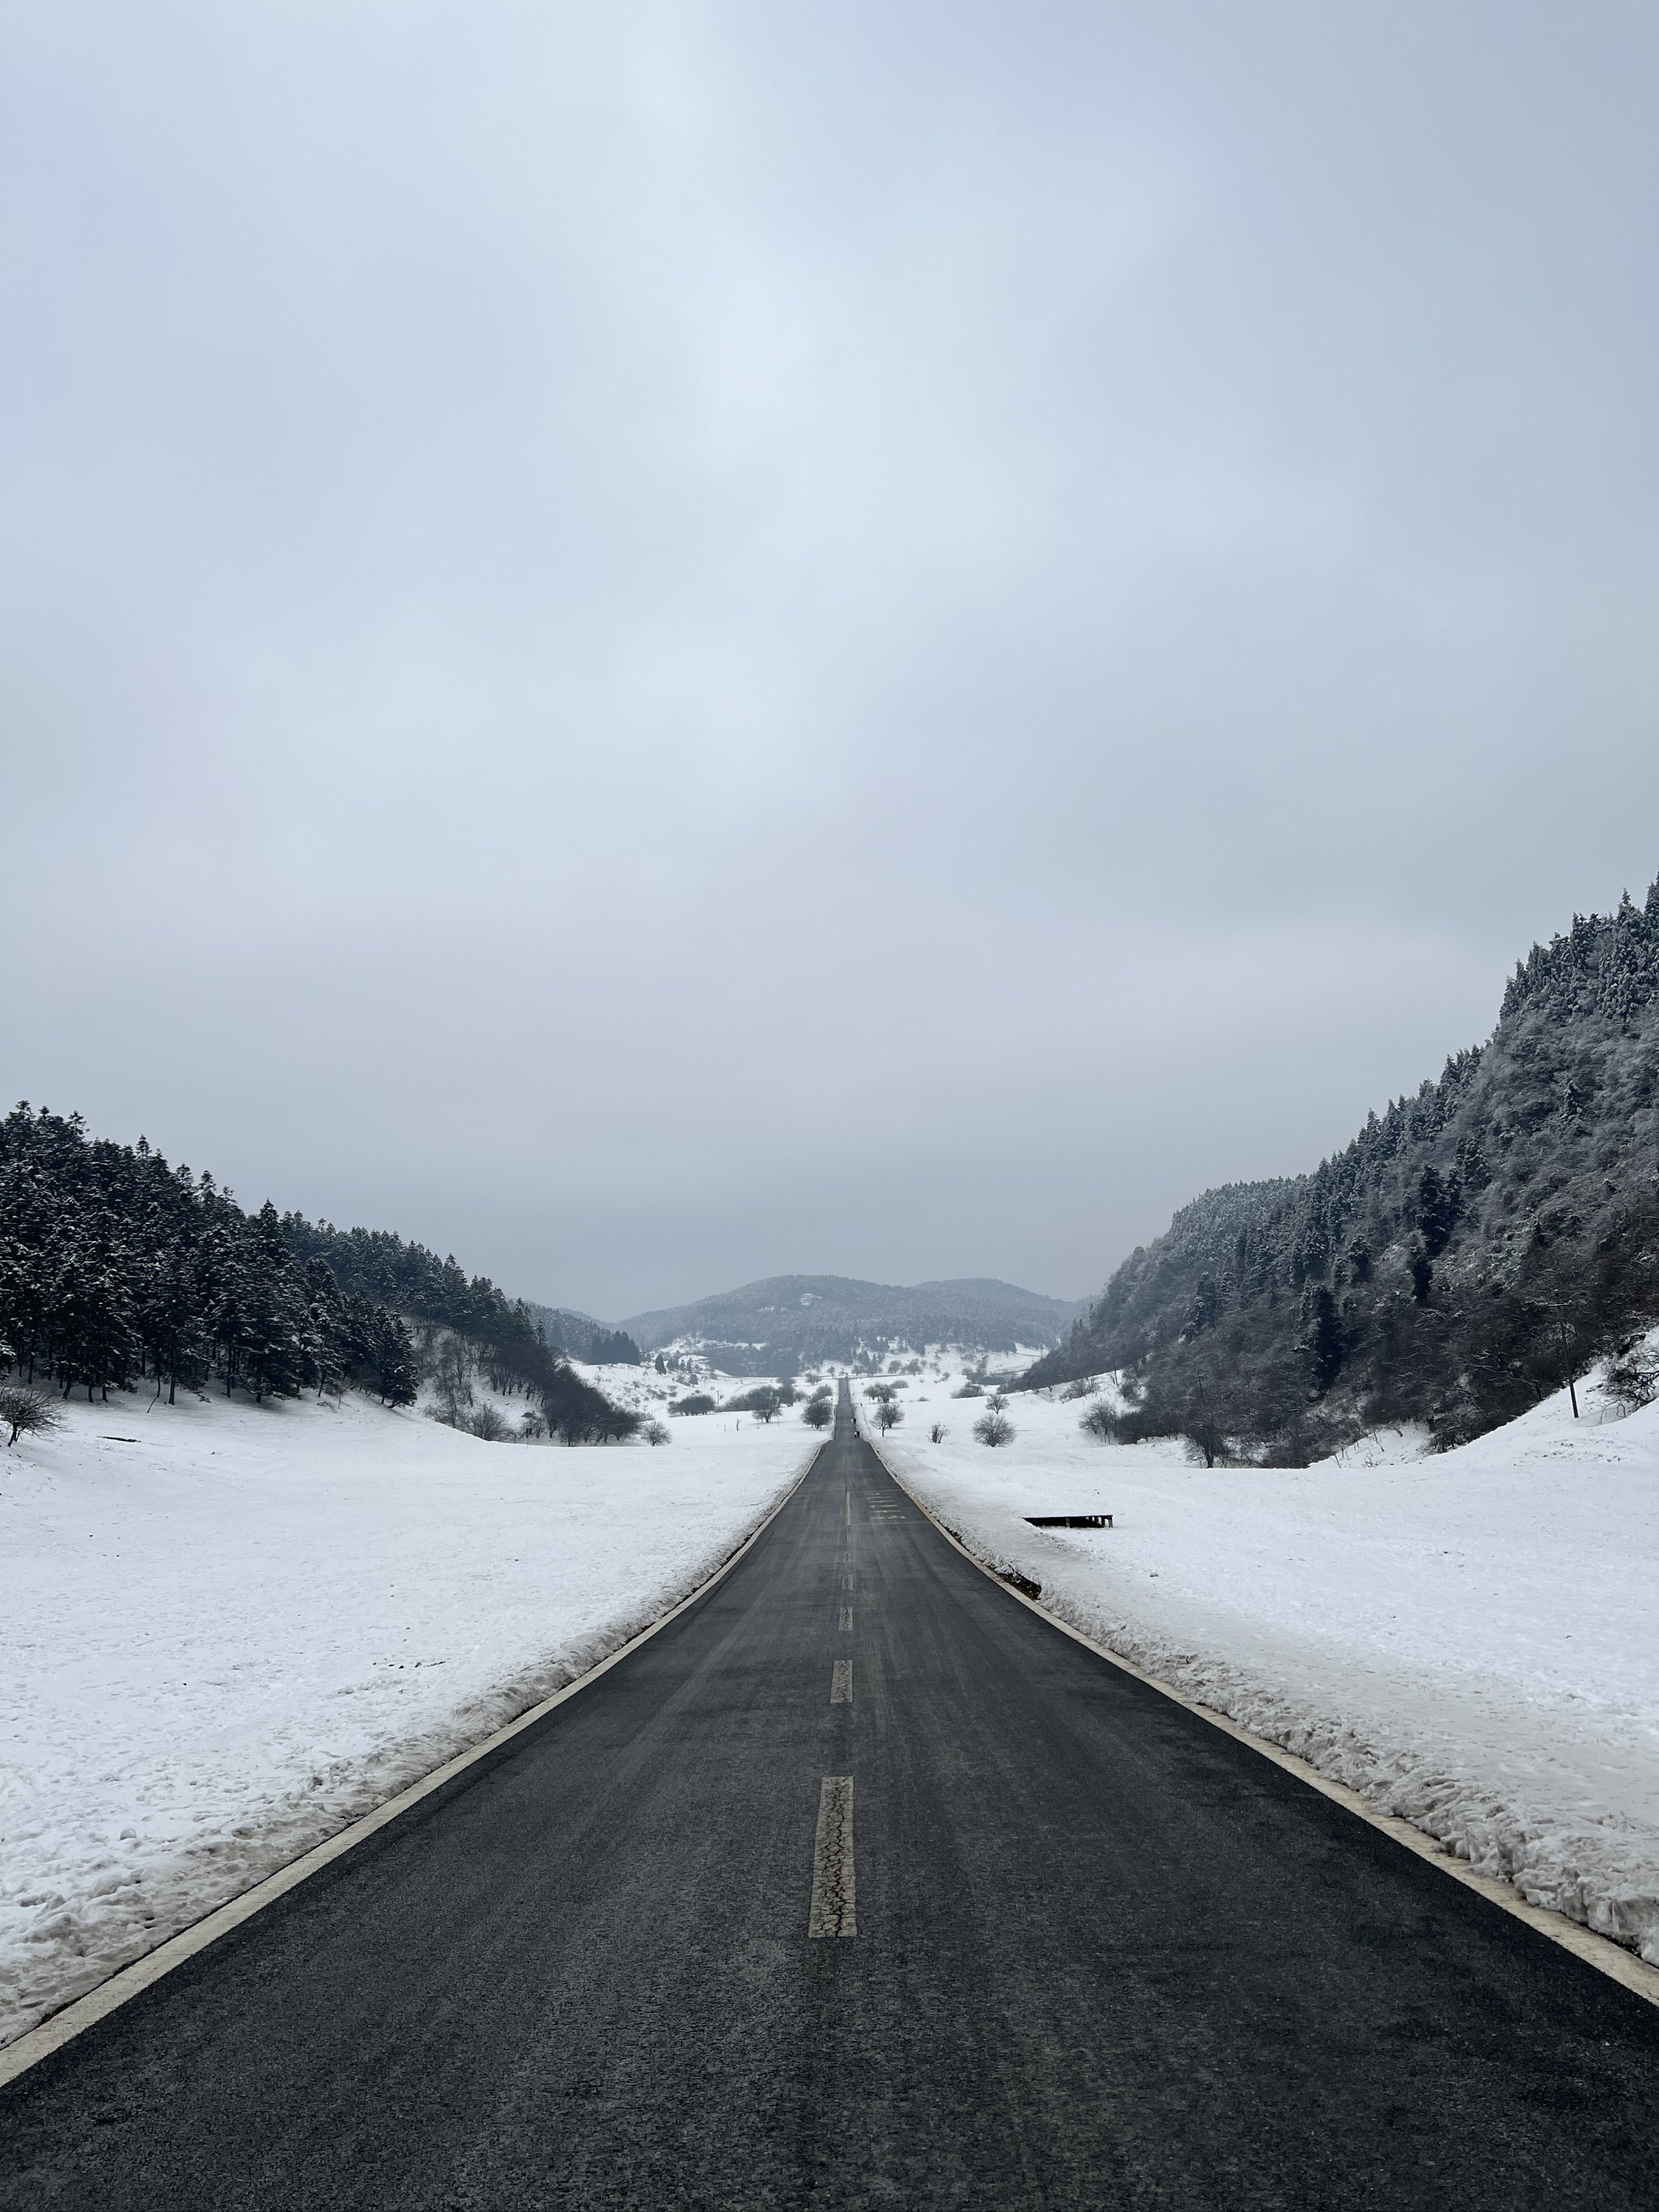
[882,1360,1659,1965]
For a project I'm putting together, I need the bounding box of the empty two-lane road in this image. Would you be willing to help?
[3,1389,1654,2209]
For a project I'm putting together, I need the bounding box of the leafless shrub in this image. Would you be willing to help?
[1079,1402,1120,1442]
[973,1409,1014,1447]
[1602,1343,1659,1414]
[468,1403,510,1442]
[0,1386,62,1447]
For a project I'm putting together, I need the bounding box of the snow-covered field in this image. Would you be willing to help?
[2,1383,815,2047]
[10,1337,1655,2055]
[876,1364,1659,1963]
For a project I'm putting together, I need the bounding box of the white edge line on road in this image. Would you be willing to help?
[874,1445,1659,2015]
[0,1443,827,2091]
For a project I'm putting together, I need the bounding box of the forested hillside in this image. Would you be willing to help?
[620,1274,1084,1375]
[1023,880,1659,1460]
[0,1106,632,1439]
[523,1304,643,1366]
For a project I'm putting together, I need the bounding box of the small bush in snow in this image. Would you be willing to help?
[928,1422,948,1443]
[671,1393,716,1417]
[0,1386,62,1447]
[1079,1401,1119,1443]
[642,1418,670,1446]
[723,1385,781,1421]
[1602,1345,1659,1415]
[1061,1376,1099,1401]
[952,1380,983,1400]
[802,1398,832,1429]
[468,1404,510,1443]
[973,1409,1014,1447]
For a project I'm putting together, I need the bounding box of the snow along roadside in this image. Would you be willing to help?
[1,1435,818,2086]
[2,1390,817,2050]
[873,1369,1659,1970]
[876,1446,1659,2009]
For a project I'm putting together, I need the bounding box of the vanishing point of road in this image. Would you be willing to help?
[2,1386,1654,2208]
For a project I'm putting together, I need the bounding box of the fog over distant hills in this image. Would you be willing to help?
[614,1275,1084,1375]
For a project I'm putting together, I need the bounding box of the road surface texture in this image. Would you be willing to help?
[3,1387,1654,2209]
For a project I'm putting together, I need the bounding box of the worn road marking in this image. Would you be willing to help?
[808,1777,855,1938]
[844,1491,851,1524]
[830,1660,853,1703]
[839,1607,852,1631]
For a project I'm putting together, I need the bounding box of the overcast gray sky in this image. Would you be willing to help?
[5,2,1657,1320]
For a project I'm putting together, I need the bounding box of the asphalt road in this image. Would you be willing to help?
[3,1388,1655,2209]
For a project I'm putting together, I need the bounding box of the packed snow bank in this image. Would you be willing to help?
[879,1370,1659,1963]
[2,1387,813,2047]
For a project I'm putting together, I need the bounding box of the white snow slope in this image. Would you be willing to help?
[2,1385,814,2047]
[877,1366,1659,1963]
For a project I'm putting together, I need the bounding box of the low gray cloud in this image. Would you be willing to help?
[5,2,1657,1315]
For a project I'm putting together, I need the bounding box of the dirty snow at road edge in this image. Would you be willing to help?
[876,1366,1659,1963]
[2,1387,813,2047]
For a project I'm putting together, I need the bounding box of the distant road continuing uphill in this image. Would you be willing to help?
[2,1385,1654,2208]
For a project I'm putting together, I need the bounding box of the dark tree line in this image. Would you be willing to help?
[524,1304,643,1367]
[1026,876,1659,1461]
[0,1106,635,1439]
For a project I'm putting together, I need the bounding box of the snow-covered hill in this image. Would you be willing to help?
[876,1361,1659,1963]
[1,1385,814,2048]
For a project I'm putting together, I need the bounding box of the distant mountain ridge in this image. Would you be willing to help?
[616,1274,1084,1375]
[1022,876,1659,1460]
